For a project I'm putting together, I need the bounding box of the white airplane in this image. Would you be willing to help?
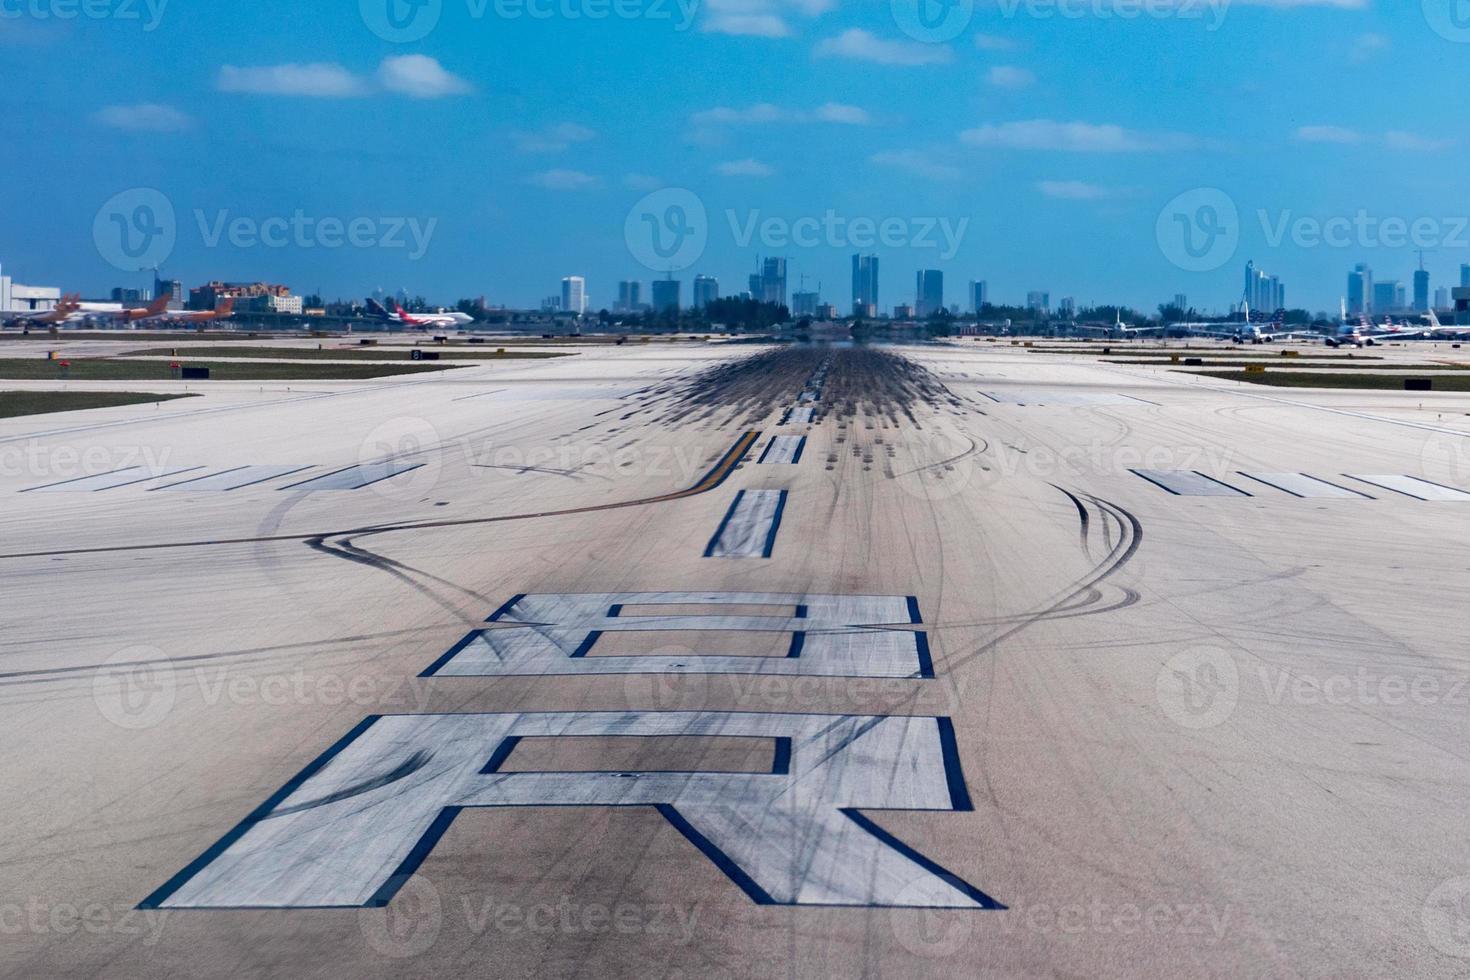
[366,298,473,329]
[1189,305,1297,344]
[1422,309,1470,338]
[1325,301,1428,347]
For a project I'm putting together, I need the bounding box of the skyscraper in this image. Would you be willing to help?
[915,270,943,318]
[617,280,642,312]
[852,254,879,316]
[1414,268,1431,312]
[561,276,586,315]
[791,290,819,317]
[1027,291,1050,314]
[1462,264,1470,288]
[1244,260,1284,313]
[1373,281,1401,313]
[760,257,787,307]
[1436,287,1450,311]
[1348,264,1373,315]
[650,278,680,313]
[969,280,988,313]
[154,276,183,310]
[692,275,719,310]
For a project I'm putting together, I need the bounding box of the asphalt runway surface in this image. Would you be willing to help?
[3,338,1469,978]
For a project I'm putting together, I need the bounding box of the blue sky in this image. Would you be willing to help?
[1,0,1467,313]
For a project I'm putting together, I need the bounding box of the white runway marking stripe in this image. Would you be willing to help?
[1131,470,1250,497]
[427,591,933,679]
[758,436,806,465]
[280,462,423,491]
[1346,475,1470,501]
[1239,473,1373,499]
[783,407,815,425]
[143,711,1000,911]
[705,490,788,558]
[153,465,315,492]
[22,466,204,493]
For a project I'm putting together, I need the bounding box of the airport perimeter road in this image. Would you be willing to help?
[2,341,1468,978]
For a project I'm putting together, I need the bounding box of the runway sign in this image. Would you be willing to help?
[141,711,1001,911]
[424,591,932,679]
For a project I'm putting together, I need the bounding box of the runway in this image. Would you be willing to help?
[2,338,1468,977]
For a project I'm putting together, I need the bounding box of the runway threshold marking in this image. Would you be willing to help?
[0,432,761,560]
[705,490,788,558]
[1345,475,1470,501]
[1130,469,1251,497]
[140,711,1001,911]
[21,466,206,493]
[153,465,316,492]
[758,436,806,465]
[781,407,815,425]
[423,591,933,679]
[1238,473,1374,499]
[280,462,425,492]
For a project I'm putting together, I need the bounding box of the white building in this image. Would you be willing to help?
[0,264,62,314]
[561,276,587,316]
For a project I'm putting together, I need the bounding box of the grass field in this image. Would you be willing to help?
[0,390,196,419]
[122,346,570,361]
[0,359,461,381]
[1189,370,1470,391]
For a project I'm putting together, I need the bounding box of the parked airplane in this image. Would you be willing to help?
[3,294,81,327]
[1422,309,1470,339]
[369,298,473,329]
[1325,301,1425,347]
[67,294,173,326]
[142,297,234,326]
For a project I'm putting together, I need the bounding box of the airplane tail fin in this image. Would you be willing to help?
[365,298,391,317]
[217,298,234,316]
[148,293,172,314]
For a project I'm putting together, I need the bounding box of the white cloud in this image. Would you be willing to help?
[700,0,836,37]
[1350,32,1390,62]
[623,173,665,190]
[974,33,1019,52]
[512,122,596,153]
[377,55,473,98]
[1036,180,1115,200]
[525,169,603,190]
[987,66,1035,89]
[960,119,1195,152]
[217,57,470,99]
[815,28,952,66]
[217,63,371,98]
[1384,130,1455,152]
[1295,124,1364,144]
[715,158,776,177]
[691,102,871,127]
[93,103,191,132]
[870,149,962,181]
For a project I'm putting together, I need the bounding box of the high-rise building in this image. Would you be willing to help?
[1027,291,1050,314]
[1173,294,1188,311]
[852,254,879,316]
[1059,297,1076,319]
[969,280,988,313]
[1415,268,1431,312]
[693,275,719,310]
[1373,281,1402,313]
[748,273,762,298]
[154,277,183,310]
[1349,264,1374,315]
[758,258,787,307]
[791,290,819,317]
[617,280,642,313]
[915,270,943,318]
[110,287,144,303]
[650,278,681,313]
[1436,287,1450,311]
[1462,264,1470,288]
[561,276,586,315]
[1244,260,1284,313]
